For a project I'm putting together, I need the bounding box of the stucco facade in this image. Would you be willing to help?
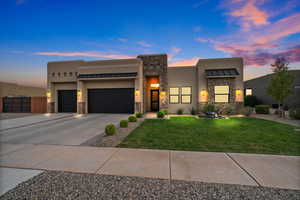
[47,54,244,114]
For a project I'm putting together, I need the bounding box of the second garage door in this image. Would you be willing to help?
[88,88,134,113]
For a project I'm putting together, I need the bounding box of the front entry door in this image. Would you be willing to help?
[151,90,159,112]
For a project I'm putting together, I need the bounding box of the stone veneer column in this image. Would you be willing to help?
[77,80,86,114]
[137,54,168,111]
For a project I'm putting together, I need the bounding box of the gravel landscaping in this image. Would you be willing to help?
[93,118,144,147]
[1,171,299,200]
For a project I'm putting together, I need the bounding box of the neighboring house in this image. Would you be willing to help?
[47,54,244,114]
[244,70,300,109]
[0,82,47,113]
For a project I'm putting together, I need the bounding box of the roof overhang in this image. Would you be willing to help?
[205,68,239,78]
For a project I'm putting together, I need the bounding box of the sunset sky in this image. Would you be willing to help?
[1,0,300,88]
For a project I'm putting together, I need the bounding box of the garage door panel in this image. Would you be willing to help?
[58,90,77,113]
[88,88,134,114]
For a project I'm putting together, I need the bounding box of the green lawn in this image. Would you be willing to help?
[119,117,300,156]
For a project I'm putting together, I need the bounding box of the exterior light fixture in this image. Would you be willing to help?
[77,90,82,102]
[235,89,243,102]
[159,91,167,104]
[46,92,51,98]
[135,90,140,102]
[150,83,160,88]
[200,89,208,102]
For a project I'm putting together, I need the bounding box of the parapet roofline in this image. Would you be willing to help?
[196,57,243,65]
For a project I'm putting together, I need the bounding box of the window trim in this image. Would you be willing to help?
[181,86,192,104]
[169,87,180,104]
[214,85,230,103]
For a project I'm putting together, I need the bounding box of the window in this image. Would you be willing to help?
[64,72,67,77]
[58,72,61,77]
[245,88,252,96]
[214,86,229,103]
[181,87,192,104]
[169,87,179,104]
[69,72,73,76]
[75,72,78,76]
[52,72,55,77]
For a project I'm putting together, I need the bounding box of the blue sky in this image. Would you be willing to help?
[0,0,300,88]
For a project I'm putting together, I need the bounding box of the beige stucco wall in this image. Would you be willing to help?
[167,66,198,114]
[47,58,144,113]
[197,57,244,104]
[0,82,46,97]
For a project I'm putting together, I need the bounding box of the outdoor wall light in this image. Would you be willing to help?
[235,89,243,102]
[150,83,160,88]
[200,89,208,102]
[77,90,82,102]
[135,90,140,102]
[46,92,51,98]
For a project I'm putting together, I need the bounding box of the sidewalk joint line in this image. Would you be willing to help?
[225,153,261,187]
[94,148,120,174]
[169,151,172,182]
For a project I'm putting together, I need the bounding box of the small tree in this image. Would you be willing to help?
[267,57,294,117]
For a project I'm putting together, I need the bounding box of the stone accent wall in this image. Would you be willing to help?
[137,54,168,111]
[77,102,86,114]
[47,102,55,113]
[207,77,235,104]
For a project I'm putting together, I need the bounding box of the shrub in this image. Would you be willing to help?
[241,106,253,116]
[255,105,270,114]
[161,109,168,115]
[105,124,116,136]
[244,95,260,107]
[176,108,183,115]
[135,112,143,118]
[190,107,197,115]
[157,111,165,118]
[202,103,215,113]
[120,120,128,128]
[224,105,236,115]
[289,108,300,120]
[128,115,137,122]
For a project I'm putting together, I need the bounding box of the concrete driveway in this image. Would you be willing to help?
[0,114,129,146]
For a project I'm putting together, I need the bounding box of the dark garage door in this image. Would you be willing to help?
[3,97,31,112]
[58,90,77,113]
[88,88,134,113]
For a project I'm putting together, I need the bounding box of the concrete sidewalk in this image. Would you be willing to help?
[0,143,299,190]
[0,113,74,131]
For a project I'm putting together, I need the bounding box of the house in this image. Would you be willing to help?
[47,54,244,114]
[244,70,300,109]
[0,82,47,113]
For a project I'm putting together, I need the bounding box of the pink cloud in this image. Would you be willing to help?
[34,51,133,59]
[168,47,182,61]
[253,13,300,44]
[137,41,152,47]
[228,0,269,31]
[169,57,201,66]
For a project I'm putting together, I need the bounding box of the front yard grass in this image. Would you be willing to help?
[119,117,300,156]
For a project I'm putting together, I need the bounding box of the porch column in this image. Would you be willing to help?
[77,80,86,114]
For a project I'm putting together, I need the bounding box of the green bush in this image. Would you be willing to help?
[128,115,137,122]
[157,111,165,118]
[135,112,143,118]
[120,120,128,128]
[190,107,197,115]
[105,124,116,136]
[161,109,168,115]
[255,105,270,114]
[289,108,300,119]
[202,103,215,113]
[222,105,236,115]
[176,108,183,115]
[244,95,260,107]
[241,106,253,116]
